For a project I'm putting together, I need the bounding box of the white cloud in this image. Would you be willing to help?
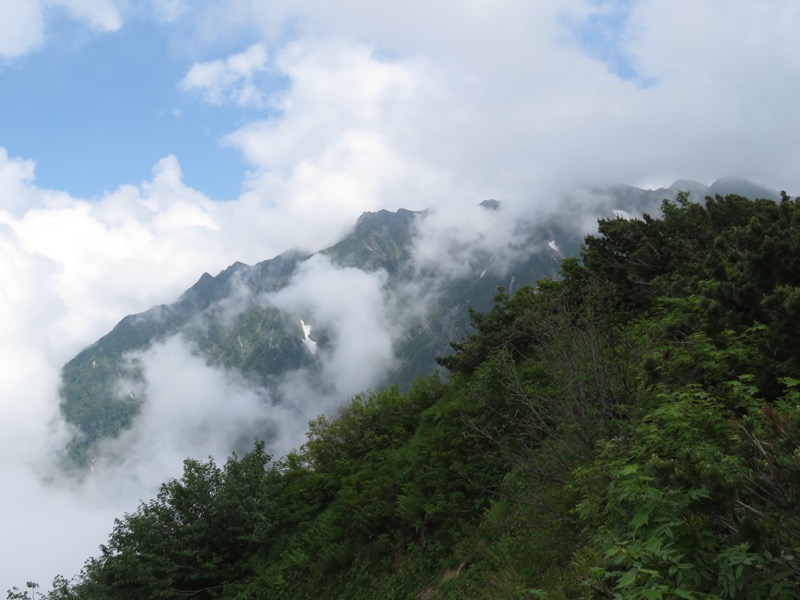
[150,0,188,23]
[0,334,278,589]
[410,202,530,281]
[177,0,800,196]
[0,147,357,588]
[1,465,122,593]
[625,0,800,83]
[96,338,274,486]
[47,0,123,32]
[180,42,269,106]
[0,0,123,60]
[225,40,421,168]
[3,156,217,345]
[221,40,459,246]
[0,0,44,59]
[269,254,397,397]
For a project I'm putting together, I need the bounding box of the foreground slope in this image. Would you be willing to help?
[26,188,800,599]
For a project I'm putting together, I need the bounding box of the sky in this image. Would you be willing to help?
[1,0,800,591]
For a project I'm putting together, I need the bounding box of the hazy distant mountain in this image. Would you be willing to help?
[58,180,779,463]
[647,177,780,202]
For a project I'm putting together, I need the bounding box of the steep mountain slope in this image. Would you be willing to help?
[58,206,566,462]
[39,188,800,600]
[58,179,779,463]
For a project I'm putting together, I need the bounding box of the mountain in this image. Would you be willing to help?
[44,186,800,599]
[650,177,780,202]
[58,180,778,464]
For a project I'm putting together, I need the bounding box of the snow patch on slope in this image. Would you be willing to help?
[300,319,317,355]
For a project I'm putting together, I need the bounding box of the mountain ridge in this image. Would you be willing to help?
[58,179,780,464]
[41,185,800,599]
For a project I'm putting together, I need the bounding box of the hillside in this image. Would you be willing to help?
[57,201,580,464]
[58,179,777,466]
[21,186,800,599]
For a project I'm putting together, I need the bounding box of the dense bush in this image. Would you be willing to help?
[19,193,800,599]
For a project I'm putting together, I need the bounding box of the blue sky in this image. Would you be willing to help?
[0,15,272,199]
[570,0,652,84]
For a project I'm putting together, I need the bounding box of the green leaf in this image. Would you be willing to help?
[630,510,650,531]
[616,568,639,589]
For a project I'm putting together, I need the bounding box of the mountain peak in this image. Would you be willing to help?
[709,177,779,200]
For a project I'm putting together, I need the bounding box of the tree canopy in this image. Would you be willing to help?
[17,192,800,599]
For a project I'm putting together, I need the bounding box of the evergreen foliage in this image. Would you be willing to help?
[17,192,800,599]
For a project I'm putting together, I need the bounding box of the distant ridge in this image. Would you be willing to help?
[58,179,781,464]
[649,177,780,201]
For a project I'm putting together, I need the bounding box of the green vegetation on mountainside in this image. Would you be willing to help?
[59,252,306,464]
[23,191,800,599]
[58,206,577,465]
